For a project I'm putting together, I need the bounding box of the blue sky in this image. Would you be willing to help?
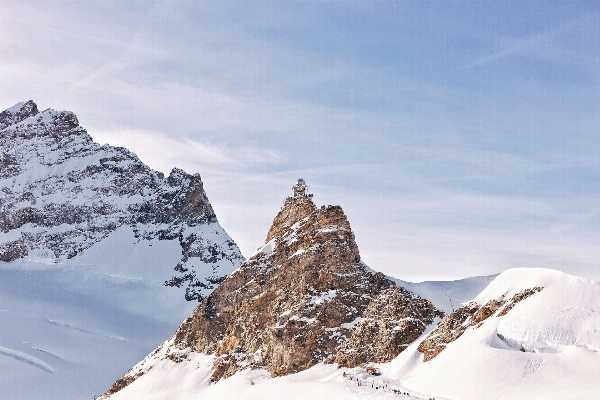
[2,1,600,281]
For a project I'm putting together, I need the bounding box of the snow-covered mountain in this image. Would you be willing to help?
[0,101,244,300]
[0,101,244,399]
[100,180,444,398]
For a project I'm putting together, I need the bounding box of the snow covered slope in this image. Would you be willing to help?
[102,268,600,400]
[101,340,439,400]
[392,274,496,314]
[0,101,244,399]
[386,268,600,400]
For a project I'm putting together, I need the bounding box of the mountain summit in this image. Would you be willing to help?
[0,101,244,301]
[101,180,443,397]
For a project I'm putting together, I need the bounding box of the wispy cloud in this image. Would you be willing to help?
[3,1,600,282]
[91,127,284,173]
[456,14,595,71]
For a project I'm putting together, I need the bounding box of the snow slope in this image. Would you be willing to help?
[385,268,600,400]
[392,274,496,314]
[0,229,199,400]
[103,337,443,400]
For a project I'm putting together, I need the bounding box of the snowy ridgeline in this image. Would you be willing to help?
[385,268,600,400]
[103,268,600,400]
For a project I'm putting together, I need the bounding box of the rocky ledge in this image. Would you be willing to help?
[418,286,543,361]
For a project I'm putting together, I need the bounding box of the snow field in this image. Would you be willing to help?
[0,226,199,400]
[107,352,442,400]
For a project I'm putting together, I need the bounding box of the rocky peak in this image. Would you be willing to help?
[0,101,244,301]
[102,180,443,397]
[0,100,39,130]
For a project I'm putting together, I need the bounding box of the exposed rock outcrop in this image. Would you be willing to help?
[418,287,543,361]
[102,180,443,396]
[0,101,244,301]
[336,286,442,366]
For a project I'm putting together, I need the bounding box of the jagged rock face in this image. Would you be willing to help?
[0,100,39,130]
[336,286,443,366]
[418,287,543,361]
[101,187,443,397]
[163,193,441,383]
[0,101,244,301]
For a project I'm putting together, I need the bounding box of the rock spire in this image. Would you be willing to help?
[102,181,443,397]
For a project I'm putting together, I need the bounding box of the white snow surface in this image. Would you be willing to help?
[385,268,600,400]
[0,224,201,399]
[105,338,437,400]
[5,101,25,113]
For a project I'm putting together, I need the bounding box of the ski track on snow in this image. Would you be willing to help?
[0,345,54,372]
[47,319,127,342]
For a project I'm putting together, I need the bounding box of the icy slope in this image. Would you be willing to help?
[386,268,600,400]
[0,227,205,400]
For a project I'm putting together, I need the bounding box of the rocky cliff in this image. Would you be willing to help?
[417,286,543,361]
[101,180,443,397]
[0,100,244,301]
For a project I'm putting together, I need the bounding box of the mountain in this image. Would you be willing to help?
[0,100,244,300]
[100,180,443,399]
[385,268,600,399]
[101,266,600,400]
[0,101,244,399]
